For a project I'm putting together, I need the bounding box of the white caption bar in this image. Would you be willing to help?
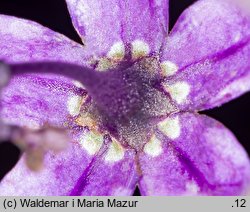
[0,197,249,212]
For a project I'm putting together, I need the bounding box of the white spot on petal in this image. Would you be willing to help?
[80,131,103,155]
[131,40,150,59]
[105,139,125,163]
[144,135,163,157]
[160,61,179,77]
[107,41,125,61]
[164,81,190,104]
[158,116,181,140]
[67,95,82,116]
[185,180,200,195]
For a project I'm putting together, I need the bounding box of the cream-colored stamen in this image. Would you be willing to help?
[67,95,83,116]
[80,131,103,155]
[105,139,125,163]
[163,81,190,104]
[131,40,150,59]
[144,134,163,157]
[107,41,125,61]
[160,61,179,77]
[158,116,181,140]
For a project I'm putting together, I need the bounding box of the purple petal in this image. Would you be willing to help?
[160,0,250,110]
[65,0,169,58]
[0,15,89,66]
[78,144,137,196]
[0,133,137,195]
[0,139,98,195]
[0,64,87,129]
[138,113,250,195]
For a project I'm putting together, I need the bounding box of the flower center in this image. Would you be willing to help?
[76,57,176,150]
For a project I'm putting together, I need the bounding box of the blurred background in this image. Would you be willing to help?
[0,0,249,196]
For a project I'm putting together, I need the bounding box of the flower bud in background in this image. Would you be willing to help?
[11,126,69,171]
[0,62,69,171]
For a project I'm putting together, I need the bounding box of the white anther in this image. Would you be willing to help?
[160,61,179,77]
[144,134,163,157]
[131,40,150,59]
[107,42,125,61]
[105,139,125,163]
[80,131,103,155]
[67,95,82,116]
[164,81,190,104]
[158,116,181,140]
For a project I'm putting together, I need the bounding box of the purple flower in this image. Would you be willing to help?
[0,0,250,196]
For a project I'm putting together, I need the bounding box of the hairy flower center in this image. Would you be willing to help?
[78,57,176,150]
